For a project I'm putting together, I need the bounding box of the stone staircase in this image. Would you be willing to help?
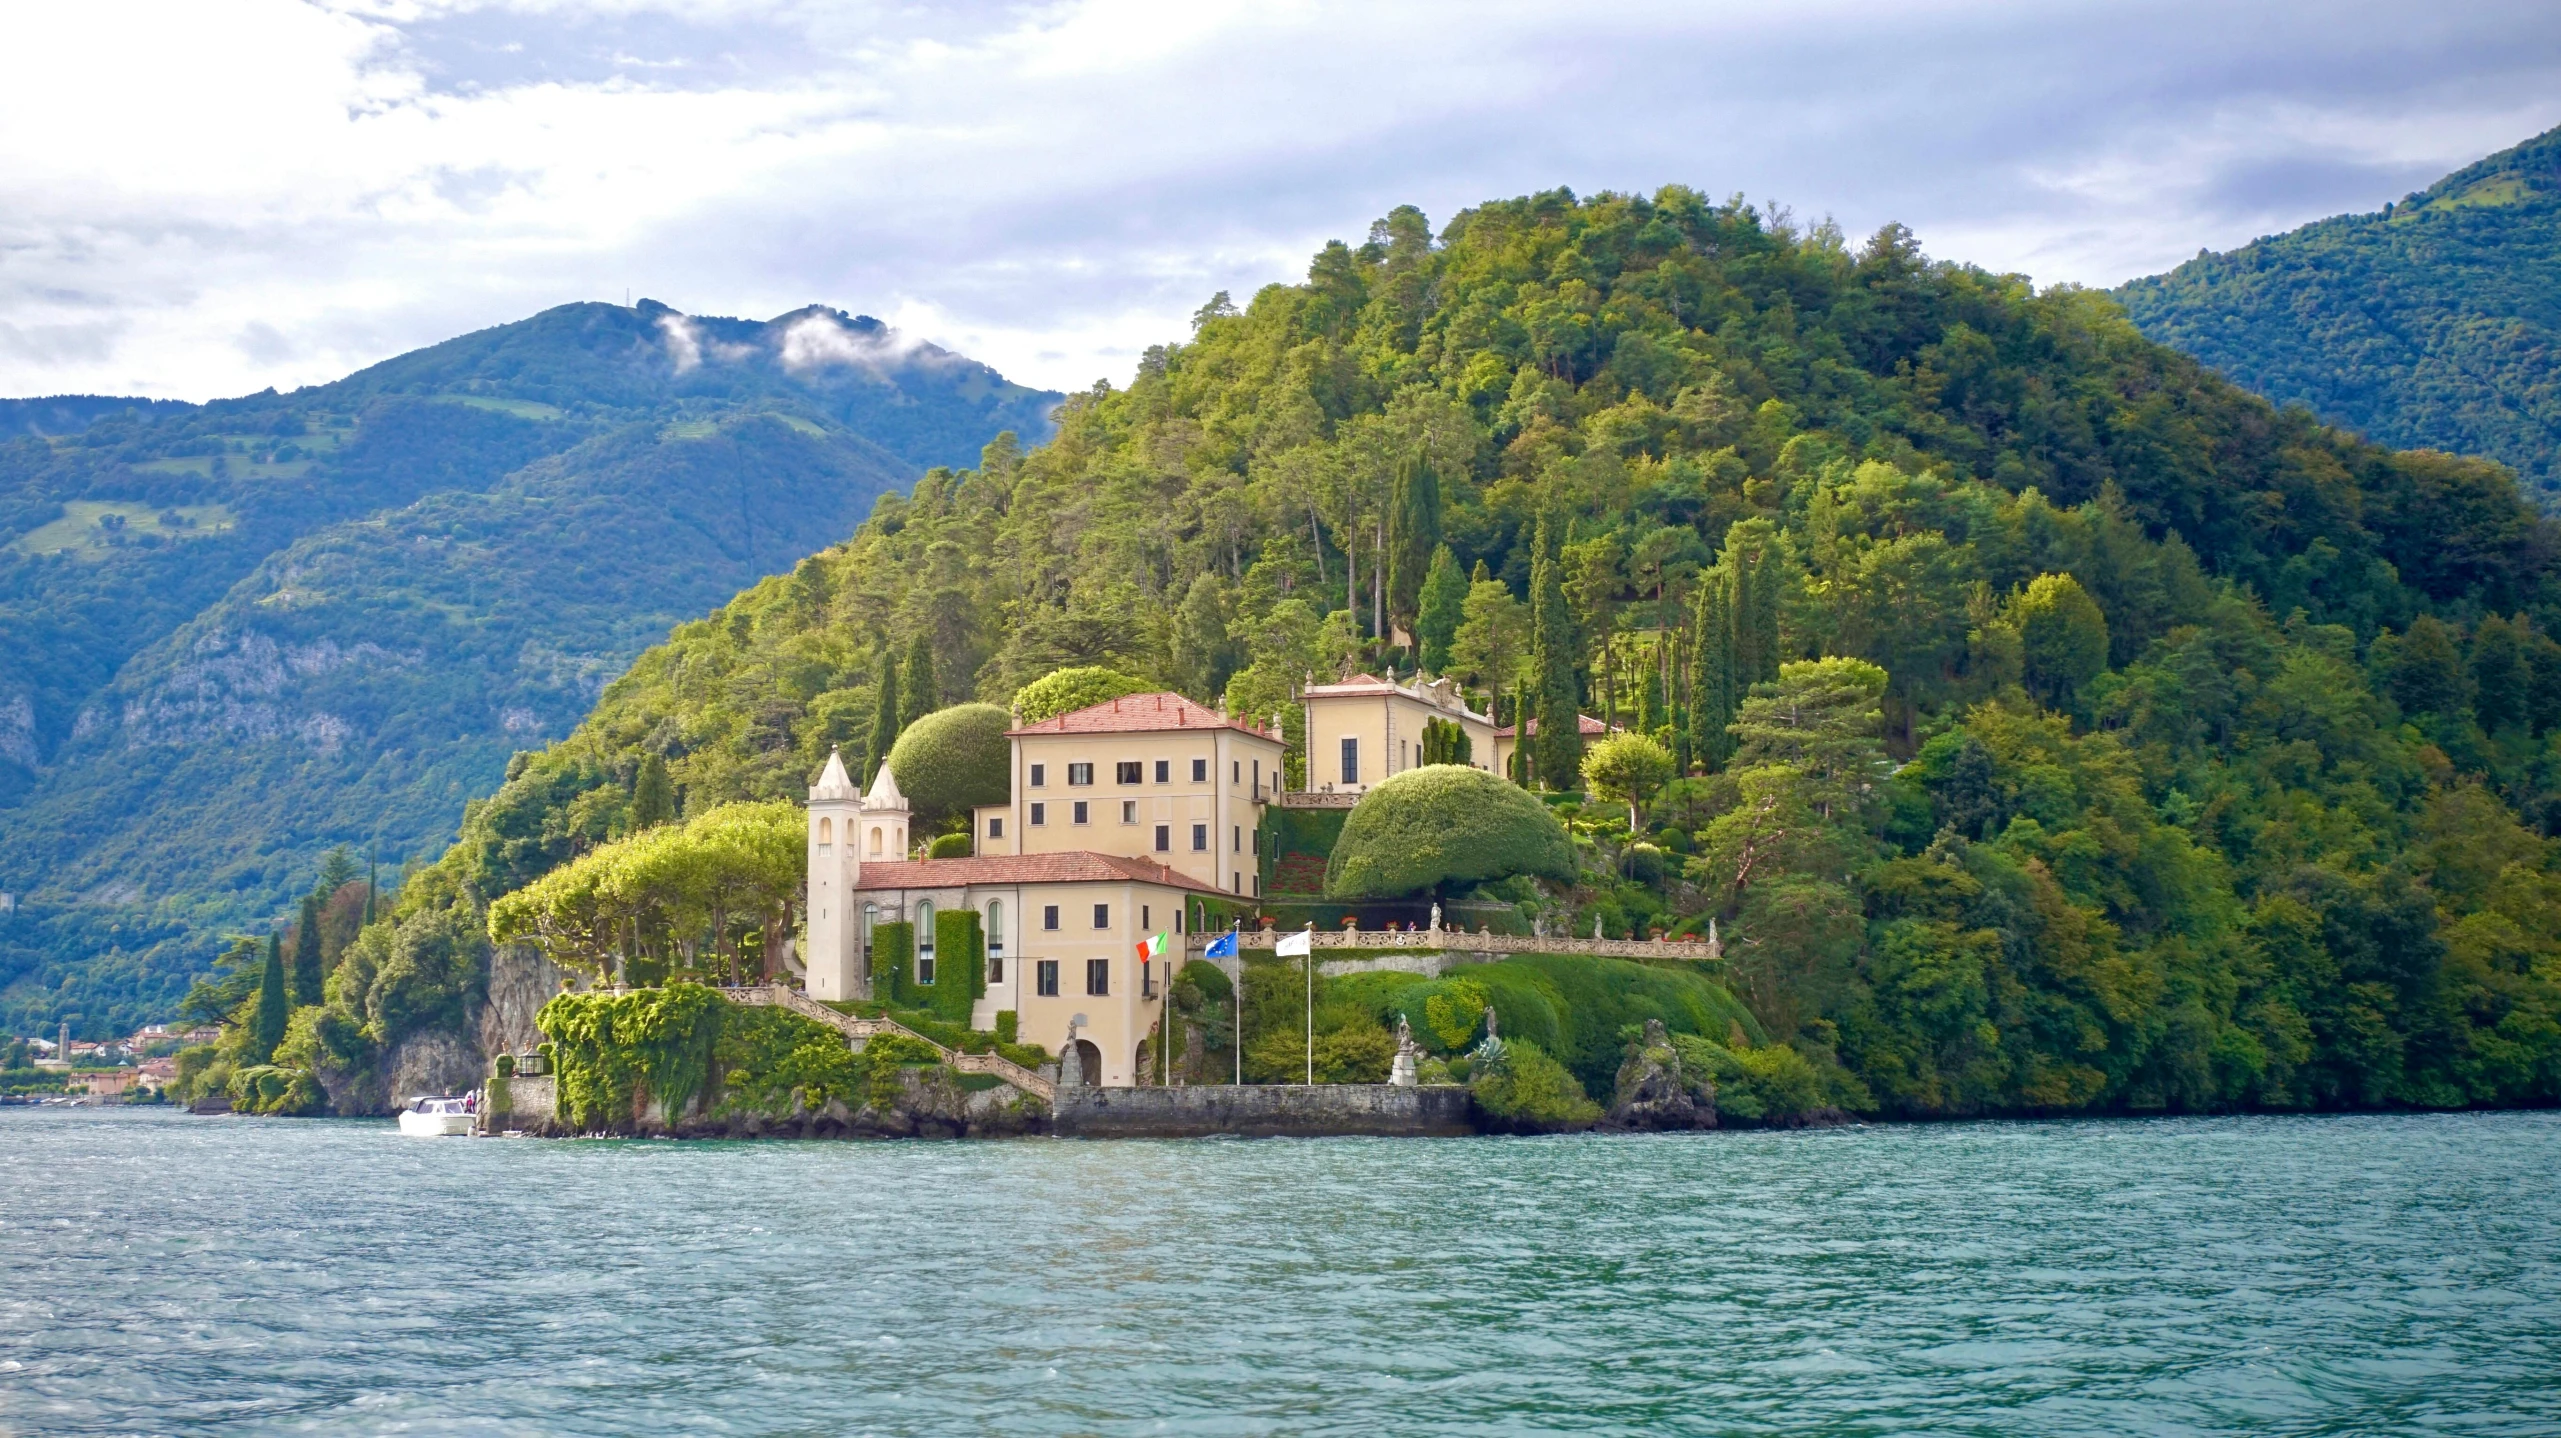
[728,985,1057,1102]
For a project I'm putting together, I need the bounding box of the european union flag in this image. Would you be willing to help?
[1204,930,1239,959]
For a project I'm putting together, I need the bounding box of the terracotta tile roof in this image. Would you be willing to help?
[1007,690,1279,740]
[1493,714,1612,738]
[852,850,1226,895]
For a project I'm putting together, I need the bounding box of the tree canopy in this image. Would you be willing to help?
[1326,765,1575,899]
[883,703,1012,822]
[1009,666,1151,724]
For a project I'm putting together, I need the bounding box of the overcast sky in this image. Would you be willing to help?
[4,0,2557,402]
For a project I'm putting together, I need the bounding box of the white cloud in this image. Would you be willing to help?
[0,0,2556,401]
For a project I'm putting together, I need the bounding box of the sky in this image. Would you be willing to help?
[2,0,2557,402]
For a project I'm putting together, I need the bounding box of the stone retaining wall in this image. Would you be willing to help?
[1052,1083,1475,1139]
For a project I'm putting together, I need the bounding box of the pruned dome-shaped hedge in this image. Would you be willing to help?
[1325,765,1575,900]
[1010,666,1150,724]
[885,703,1011,822]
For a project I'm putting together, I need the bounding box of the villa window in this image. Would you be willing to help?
[1154,824,1170,852]
[861,904,878,968]
[1191,823,1207,851]
[1154,759,1169,783]
[1141,905,1151,929]
[986,815,1004,839]
[817,817,833,851]
[1341,737,1358,785]
[1121,800,1137,824]
[987,900,1005,984]
[1233,825,1242,853]
[1029,802,1046,826]
[915,900,936,985]
[1116,761,1142,784]
[1036,960,1059,997]
[1072,800,1089,824]
[1086,958,1110,996]
[1068,762,1094,786]
[1030,763,1046,787]
[1252,759,1260,795]
[1042,904,1059,930]
[1233,760,1240,784]
[1191,758,1207,782]
[1092,903,1109,929]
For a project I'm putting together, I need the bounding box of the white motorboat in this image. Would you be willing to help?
[398,1095,476,1137]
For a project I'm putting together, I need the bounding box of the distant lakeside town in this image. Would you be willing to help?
[1,1022,215,1105]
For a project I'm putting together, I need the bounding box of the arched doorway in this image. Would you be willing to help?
[1071,1038,1104,1086]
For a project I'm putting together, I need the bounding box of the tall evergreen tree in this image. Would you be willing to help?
[866,646,903,783]
[1386,446,1442,635]
[290,894,324,1007]
[1690,571,1738,771]
[249,936,289,1064]
[1415,544,1467,674]
[901,633,937,730]
[1529,508,1582,789]
[631,752,676,830]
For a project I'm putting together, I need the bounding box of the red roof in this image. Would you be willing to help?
[1008,690,1277,740]
[852,850,1225,895]
[1493,714,1611,738]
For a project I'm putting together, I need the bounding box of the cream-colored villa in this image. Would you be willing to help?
[1298,673,1499,794]
[805,693,1282,1088]
[802,682,1604,1088]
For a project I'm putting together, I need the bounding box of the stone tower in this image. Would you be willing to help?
[859,762,911,862]
[805,748,865,1001]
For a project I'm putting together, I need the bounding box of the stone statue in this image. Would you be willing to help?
[1593,913,1605,941]
[1429,902,1442,933]
[1388,1012,1418,1087]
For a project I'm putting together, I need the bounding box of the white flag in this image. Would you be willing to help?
[1275,929,1313,958]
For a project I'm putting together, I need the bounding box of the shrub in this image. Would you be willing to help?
[1669,1034,1870,1124]
[1325,765,1575,899]
[886,703,1012,822]
[1469,1040,1600,1129]
[1010,666,1151,724]
[926,832,972,859]
[994,1010,1018,1045]
[494,1053,516,1078]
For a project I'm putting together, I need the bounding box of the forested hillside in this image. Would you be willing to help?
[2120,124,2561,502]
[0,301,1057,1032]
[306,187,2561,1119]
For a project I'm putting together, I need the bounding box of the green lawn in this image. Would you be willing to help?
[12,501,238,559]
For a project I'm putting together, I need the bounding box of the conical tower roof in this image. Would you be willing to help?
[810,746,859,802]
[865,760,908,811]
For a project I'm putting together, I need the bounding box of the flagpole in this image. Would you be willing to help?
[1304,922,1315,1086]
[1232,923,1242,1086]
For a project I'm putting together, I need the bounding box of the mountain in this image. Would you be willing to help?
[2118,124,2561,502]
[0,301,1057,1032]
[318,191,2561,1119]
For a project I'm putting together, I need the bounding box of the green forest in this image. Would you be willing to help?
[228,184,2561,1120]
[2120,123,2561,503]
[0,301,1057,1034]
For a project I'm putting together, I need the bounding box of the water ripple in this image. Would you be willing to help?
[1,1110,2555,1435]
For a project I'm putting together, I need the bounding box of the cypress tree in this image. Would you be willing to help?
[900,633,937,730]
[1529,508,1582,789]
[362,854,377,928]
[1387,447,1442,635]
[1691,572,1737,771]
[291,894,324,1007]
[631,753,676,830]
[1415,544,1467,674]
[250,935,289,1064]
[867,646,902,783]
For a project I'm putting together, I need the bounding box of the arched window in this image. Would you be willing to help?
[986,900,1005,985]
[915,900,936,985]
[817,816,833,847]
[860,904,878,976]
[867,825,882,856]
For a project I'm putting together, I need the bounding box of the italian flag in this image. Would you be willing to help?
[1136,932,1170,963]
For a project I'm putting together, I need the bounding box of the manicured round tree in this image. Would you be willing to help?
[1325,764,1576,900]
[1010,666,1152,724]
[884,703,1011,823]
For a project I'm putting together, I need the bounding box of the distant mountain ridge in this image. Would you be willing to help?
[0,301,1057,1032]
[2118,124,2561,502]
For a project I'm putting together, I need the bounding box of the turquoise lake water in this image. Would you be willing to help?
[2,1107,2556,1436]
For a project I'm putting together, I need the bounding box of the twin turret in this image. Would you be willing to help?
[804,747,911,1000]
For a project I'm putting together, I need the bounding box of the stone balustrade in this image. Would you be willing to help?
[1185,926,1721,963]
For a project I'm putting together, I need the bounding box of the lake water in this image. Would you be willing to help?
[2,1108,2556,1436]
